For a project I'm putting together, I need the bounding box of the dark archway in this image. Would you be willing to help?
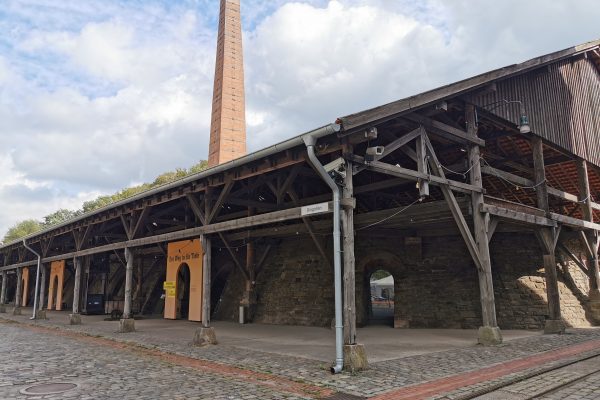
[368,269,394,326]
[176,263,191,319]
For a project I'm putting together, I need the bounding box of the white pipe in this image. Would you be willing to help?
[303,127,344,374]
[22,240,41,320]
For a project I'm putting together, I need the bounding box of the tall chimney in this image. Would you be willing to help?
[208,0,247,167]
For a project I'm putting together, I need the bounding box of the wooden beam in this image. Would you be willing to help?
[186,194,206,225]
[480,204,556,227]
[218,232,248,280]
[549,213,600,231]
[422,131,484,272]
[207,178,234,224]
[404,113,486,146]
[557,242,589,275]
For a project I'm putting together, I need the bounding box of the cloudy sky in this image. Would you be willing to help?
[1,0,599,236]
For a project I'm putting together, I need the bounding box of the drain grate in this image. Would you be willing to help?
[20,382,78,395]
[324,393,366,400]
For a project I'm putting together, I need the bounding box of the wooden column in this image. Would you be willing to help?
[72,257,82,314]
[467,104,500,334]
[242,207,256,322]
[81,258,90,314]
[342,145,357,345]
[577,159,600,296]
[201,235,212,328]
[39,264,47,311]
[123,248,134,319]
[15,267,22,307]
[533,137,563,332]
[0,271,7,305]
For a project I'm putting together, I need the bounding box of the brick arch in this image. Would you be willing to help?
[356,251,405,327]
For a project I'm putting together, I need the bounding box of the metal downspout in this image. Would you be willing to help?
[23,240,41,320]
[303,126,344,373]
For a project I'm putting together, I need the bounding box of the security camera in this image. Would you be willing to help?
[324,157,346,183]
[365,127,378,140]
[365,146,385,161]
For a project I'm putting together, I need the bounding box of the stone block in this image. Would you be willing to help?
[12,306,21,315]
[544,319,566,334]
[394,318,409,328]
[69,313,81,325]
[193,327,218,346]
[35,310,47,320]
[0,304,5,313]
[478,326,503,346]
[343,344,368,373]
[119,318,135,333]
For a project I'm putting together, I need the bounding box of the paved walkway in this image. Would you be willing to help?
[2,310,600,398]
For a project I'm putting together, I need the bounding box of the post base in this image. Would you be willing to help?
[343,344,368,373]
[589,298,600,325]
[0,305,6,313]
[12,306,21,315]
[69,313,81,325]
[589,288,600,301]
[478,326,503,345]
[193,327,218,346]
[119,318,135,333]
[544,319,566,334]
[35,310,47,320]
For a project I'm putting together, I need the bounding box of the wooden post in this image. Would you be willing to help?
[342,145,357,345]
[0,271,7,311]
[577,159,600,297]
[533,137,564,333]
[466,104,501,344]
[201,235,212,328]
[241,207,256,322]
[72,257,82,314]
[15,267,22,308]
[39,264,46,311]
[81,258,90,314]
[123,248,133,319]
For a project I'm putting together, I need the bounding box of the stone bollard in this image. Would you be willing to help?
[119,318,135,333]
[478,326,503,345]
[35,310,47,320]
[544,319,566,334]
[0,305,6,313]
[69,313,81,325]
[343,344,368,373]
[11,306,21,316]
[193,327,218,346]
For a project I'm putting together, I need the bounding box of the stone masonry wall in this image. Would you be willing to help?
[212,232,595,330]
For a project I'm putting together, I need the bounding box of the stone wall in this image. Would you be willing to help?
[213,232,596,330]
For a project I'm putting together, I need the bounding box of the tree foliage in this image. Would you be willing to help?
[2,160,210,244]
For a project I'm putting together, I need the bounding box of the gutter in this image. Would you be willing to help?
[22,239,41,319]
[303,124,345,373]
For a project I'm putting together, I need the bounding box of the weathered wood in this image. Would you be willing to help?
[405,114,486,146]
[254,244,273,277]
[415,129,430,197]
[38,263,46,310]
[549,213,600,231]
[201,235,211,328]
[488,218,499,243]
[577,159,600,293]
[123,248,134,319]
[207,178,234,224]
[380,127,422,159]
[481,204,556,227]
[342,145,357,345]
[557,242,589,275]
[466,103,498,329]
[423,132,484,272]
[186,194,206,225]
[532,137,550,213]
[0,271,7,305]
[15,267,22,307]
[72,257,82,314]
[536,228,562,322]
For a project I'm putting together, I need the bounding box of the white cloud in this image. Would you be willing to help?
[1,0,599,236]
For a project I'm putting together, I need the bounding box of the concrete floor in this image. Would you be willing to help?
[18,308,541,362]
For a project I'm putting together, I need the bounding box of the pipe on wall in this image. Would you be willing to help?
[303,125,344,373]
[22,239,41,320]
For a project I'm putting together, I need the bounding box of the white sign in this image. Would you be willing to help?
[301,202,329,216]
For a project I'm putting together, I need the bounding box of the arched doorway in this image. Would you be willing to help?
[176,263,191,319]
[368,269,394,326]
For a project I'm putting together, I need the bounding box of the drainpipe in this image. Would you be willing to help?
[23,239,41,320]
[303,126,344,374]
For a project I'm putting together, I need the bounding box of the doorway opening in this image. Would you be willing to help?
[369,269,394,326]
[176,263,191,319]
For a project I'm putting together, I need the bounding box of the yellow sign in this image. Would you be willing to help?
[166,288,176,298]
[163,281,175,290]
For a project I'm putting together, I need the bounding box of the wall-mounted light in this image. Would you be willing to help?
[478,99,531,134]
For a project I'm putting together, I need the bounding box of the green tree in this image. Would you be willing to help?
[2,219,42,244]
[42,209,82,227]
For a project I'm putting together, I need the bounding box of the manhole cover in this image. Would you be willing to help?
[20,382,78,395]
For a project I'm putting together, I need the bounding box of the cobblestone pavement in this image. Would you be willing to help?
[3,313,600,399]
[0,322,326,400]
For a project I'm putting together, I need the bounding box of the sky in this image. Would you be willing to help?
[1,0,599,237]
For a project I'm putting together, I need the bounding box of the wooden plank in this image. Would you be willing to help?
[549,213,600,230]
[342,148,357,345]
[208,178,234,224]
[422,132,485,272]
[380,127,422,159]
[186,194,206,225]
[532,137,550,213]
[557,242,589,274]
[481,204,556,227]
[405,114,486,146]
[415,129,430,197]
[201,234,211,327]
